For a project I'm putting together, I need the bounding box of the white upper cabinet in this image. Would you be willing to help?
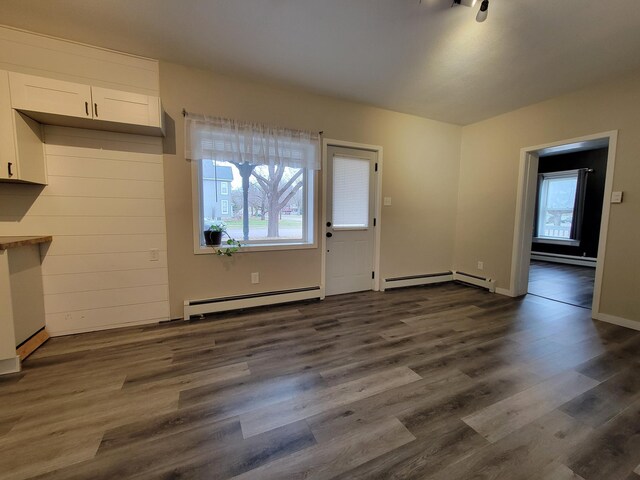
[7,72,164,136]
[91,86,162,128]
[0,70,47,184]
[9,72,92,119]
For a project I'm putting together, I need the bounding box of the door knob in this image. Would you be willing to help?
[326,232,333,238]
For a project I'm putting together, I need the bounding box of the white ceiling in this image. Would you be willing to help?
[1,0,640,125]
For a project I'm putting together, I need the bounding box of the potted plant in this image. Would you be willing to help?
[204,222,242,256]
[216,238,242,256]
[204,221,226,246]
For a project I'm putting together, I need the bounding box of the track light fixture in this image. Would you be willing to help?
[476,0,489,22]
[451,0,489,23]
[452,0,477,6]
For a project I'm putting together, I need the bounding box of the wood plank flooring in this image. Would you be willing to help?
[528,260,596,308]
[1,282,639,479]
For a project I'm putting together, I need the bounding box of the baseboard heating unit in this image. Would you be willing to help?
[531,252,597,268]
[183,286,322,320]
[383,272,454,290]
[453,271,496,293]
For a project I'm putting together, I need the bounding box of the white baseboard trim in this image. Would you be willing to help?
[531,252,597,268]
[593,312,640,331]
[183,287,322,320]
[48,317,162,337]
[453,271,496,293]
[0,355,21,375]
[383,272,454,290]
[495,287,515,297]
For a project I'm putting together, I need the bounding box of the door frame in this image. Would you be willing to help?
[320,139,383,298]
[509,130,618,318]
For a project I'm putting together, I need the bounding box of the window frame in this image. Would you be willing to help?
[533,170,581,246]
[220,182,229,195]
[191,159,317,254]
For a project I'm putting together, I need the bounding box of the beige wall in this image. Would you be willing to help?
[160,62,462,318]
[455,69,640,324]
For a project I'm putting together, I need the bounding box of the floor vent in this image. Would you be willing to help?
[453,271,496,293]
[183,286,322,319]
[383,271,454,290]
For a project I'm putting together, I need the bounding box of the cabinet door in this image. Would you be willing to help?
[9,72,92,119]
[91,86,161,128]
[0,70,18,180]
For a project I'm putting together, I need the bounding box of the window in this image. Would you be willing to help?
[535,169,588,245]
[187,115,320,251]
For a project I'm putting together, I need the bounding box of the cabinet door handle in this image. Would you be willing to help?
[85,101,89,116]
[94,103,98,117]
[8,162,13,177]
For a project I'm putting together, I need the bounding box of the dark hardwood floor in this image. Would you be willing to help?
[528,260,596,308]
[1,282,639,479]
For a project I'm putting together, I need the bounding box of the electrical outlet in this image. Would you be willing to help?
[251,272,260,284]
[149,248,160,261]
[477,261,484,270]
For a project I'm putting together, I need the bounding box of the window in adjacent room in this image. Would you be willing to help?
[534,169,588,245]
[187,114,320,251]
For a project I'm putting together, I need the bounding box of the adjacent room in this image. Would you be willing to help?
[0,1,639,479]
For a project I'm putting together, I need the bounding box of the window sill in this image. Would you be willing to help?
[195,242,317,255]
[533,237,580,246]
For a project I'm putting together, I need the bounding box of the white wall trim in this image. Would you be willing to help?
[593,312,640,332]
[592,132,618,315]
[0,356,21,375]
[321,138,383,296]
[383,272,453,290]
[531,252,597,268]
[48,317,161,337]
[453,271,496,293]
[495,287,515,297]
[183,287,321,320]
[510,131,618,318]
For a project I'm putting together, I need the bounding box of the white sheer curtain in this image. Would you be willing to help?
[185,113,320,170]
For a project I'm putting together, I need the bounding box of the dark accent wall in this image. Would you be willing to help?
[533,147,608,258]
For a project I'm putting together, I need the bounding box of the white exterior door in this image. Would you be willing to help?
[325,146,377,296]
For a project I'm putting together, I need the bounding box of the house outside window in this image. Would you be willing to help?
[221,182,229,195]
[201,164,234,222]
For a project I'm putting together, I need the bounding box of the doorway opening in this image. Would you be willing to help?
[321,140,383,297]
[510,131,617,316]
[527,143,609,308]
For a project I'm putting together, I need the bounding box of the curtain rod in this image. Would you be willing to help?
[182,108,323,135]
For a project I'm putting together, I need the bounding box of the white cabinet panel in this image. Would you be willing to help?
[0,70,46,184]
[91,86,161,128]
[0,70,15,180]
[9,71,92,119]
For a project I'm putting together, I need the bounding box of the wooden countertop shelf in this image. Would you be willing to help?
[0,236,52,250]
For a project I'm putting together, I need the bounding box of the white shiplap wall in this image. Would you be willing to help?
[0,26,170,335]
[0,127,170,335]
